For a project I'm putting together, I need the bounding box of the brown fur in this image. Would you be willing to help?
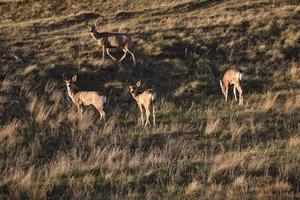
[63,74,107,121]
[219,69,244,105]
[89,25,136,65]
[128,81,156,127]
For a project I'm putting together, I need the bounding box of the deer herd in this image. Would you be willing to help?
[63,23,244,127]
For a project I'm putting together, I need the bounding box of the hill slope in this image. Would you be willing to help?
[0,0,299,199]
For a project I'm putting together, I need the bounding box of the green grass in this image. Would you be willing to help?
[0,0,299,199]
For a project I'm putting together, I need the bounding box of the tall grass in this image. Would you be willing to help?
[0,0,299,199]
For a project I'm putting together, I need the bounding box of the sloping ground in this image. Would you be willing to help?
[0,0,299,199]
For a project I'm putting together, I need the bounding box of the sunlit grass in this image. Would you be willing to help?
[0,0,299,199]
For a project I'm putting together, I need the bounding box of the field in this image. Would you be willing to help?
[0,0,299,199]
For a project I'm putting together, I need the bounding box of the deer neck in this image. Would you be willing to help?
[67,86,78,103]
[91,30,101,40]
[131,91,140,102]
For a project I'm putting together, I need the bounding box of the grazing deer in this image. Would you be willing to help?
[219,69,244,105]
[127,80,156,127]
[63,74,107,120]
[89,23,136,66]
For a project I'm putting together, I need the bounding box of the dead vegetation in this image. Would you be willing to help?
[0,0,299,199]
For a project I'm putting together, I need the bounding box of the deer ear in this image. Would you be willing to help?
[136,80,141,87]
[72,75,77,82]
[62,73,67,80]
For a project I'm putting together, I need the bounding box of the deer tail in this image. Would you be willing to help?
[149,92,157,103]
[239,72,244,81]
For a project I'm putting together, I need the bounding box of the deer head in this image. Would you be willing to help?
[127,80,141,95]
[63,74,77,90]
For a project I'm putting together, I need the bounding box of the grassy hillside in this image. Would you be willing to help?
[0,0,299,199]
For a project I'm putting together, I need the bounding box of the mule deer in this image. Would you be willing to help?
[63,74,107,120]
[127,80,156,127]
[219,69,244,105]
[89,23,136,65]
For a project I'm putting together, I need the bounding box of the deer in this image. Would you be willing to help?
[219,69,244,105]
[127,80,156,127]
[63,74,107,121]
[89,22,136,66]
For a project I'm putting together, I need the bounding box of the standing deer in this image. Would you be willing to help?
[219,69,244,105]
[89,23,136,66]
[63,74,107,120]
[127,80,156,127]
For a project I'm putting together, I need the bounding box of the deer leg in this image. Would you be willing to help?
[95,105,105,121]
[102,46,105,61]
[127,49,136,66]
[77,104,83,117]
[145,108,150,127]
[119,49,127,62]
[225,85,228,101]
[138,105,144,126]
[106,49,118,61]
[220,80,226,99]
[152,104,156,127]
[100,110,106,121]
[234,82,243,105]
[233,86,238,101]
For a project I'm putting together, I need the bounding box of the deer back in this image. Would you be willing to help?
[92,31,132,48]
[106,33,132,48]
[74,91,106,107]
[223,69,242,85]
[136,89,156,105]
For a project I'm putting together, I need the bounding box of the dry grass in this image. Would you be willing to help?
[185,180,202,195]
[288,136,300,148]
[205,109,220,136]
[0,0,299,199]
[0,120,19,144]
[261,92,279,112]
